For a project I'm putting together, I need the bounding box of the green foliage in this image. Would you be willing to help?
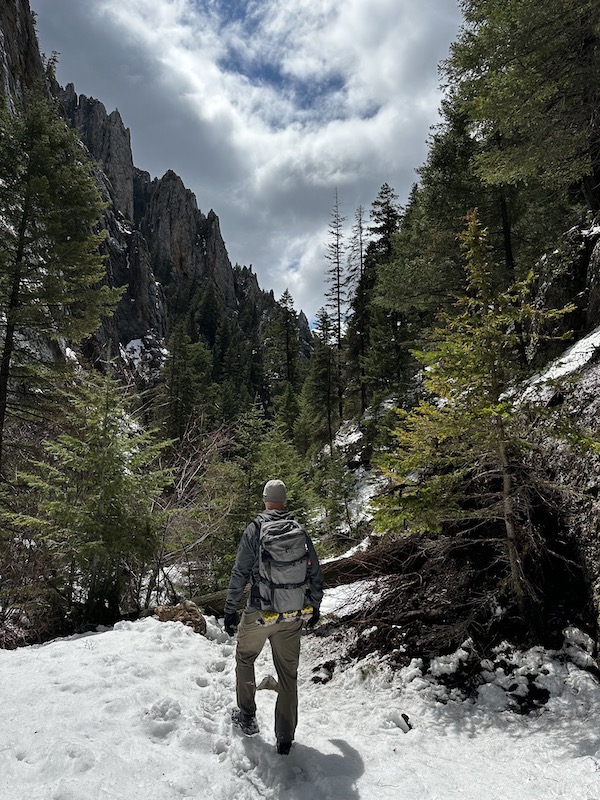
[11,373,171,623]
[264,290,305,435]
[158,434,249,599]
[0,92,121,474]
[374,211,576,608]
[324,190,347,420]
[345,205,373,414]
[446,0,600,207]
[254,423,315,524]
[264,290,301,389]
[368,183,402,262]
[294,309,339,455]
[0,93,118,339]
[355,184,409,399]
[312,446,357,543]
[159,320,216,438]
[233,404,268,518]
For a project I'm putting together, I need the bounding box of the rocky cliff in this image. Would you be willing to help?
[0,0,275,373]
[58,82,238,313]
[0,0,43,102]
[134,168,236,306]
[60,84,134,223]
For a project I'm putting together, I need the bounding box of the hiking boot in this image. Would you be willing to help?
[231,708,259,736]
[276,740,292,755]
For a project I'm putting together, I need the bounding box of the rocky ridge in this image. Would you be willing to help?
[0,0,284,376]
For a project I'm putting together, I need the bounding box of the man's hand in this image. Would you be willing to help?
[224,611,239,636]
[307,607,320,628]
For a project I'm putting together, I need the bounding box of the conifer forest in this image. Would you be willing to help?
[1,0,600,674]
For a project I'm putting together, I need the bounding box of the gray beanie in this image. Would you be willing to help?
[262,479,287,502]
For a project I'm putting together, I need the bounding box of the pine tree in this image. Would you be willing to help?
[324,190,347,420]
[294,309,339,454]
[160,320,215,439]
[347,205,367,296]
[446,0,600,209]
[0,93,121,476]
[255,423,314,523]
[374,210,574,617]
[234,404,268,519]
[272,289,300,386]
[357,184,409,399]
[368,183,402,261]
[14,373,171,625]
[346,205,372,413]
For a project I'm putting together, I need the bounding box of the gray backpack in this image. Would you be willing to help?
[257,516,310,613]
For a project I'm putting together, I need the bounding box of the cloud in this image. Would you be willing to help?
[33,0,462,320]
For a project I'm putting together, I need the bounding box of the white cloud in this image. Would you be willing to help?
[33,0,462,321]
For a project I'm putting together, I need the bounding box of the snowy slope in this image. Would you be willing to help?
[1,596,599,800]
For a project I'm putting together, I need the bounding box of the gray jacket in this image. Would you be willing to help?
[224,510,324,615]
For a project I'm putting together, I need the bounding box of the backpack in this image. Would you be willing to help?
[257,516,310,614]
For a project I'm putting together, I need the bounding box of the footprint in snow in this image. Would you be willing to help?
[142,697,182,738]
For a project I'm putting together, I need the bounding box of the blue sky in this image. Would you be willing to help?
[33,0,462,321]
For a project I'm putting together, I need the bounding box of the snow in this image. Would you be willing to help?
[122,338,145,368]
[321,536,372,564]
[119,336,168,383]
[522,324,600,401]
[334,421,363,449]
[1,599,599,799]
[582,224,600,237]
[319,579,388,615]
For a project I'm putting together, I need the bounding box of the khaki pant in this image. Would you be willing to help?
[235,608,303,743]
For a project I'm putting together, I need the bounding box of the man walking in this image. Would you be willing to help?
[224,479,323,755]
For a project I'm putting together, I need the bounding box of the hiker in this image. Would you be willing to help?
[224,479,323,755]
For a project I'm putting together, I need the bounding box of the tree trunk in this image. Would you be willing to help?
[0,193,30,478]
[496,422,526,615]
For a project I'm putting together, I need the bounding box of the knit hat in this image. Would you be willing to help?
[262,479,287,502]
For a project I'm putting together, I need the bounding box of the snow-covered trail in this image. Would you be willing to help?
[0,615,599,800]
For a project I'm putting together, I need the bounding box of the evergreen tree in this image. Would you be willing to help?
[345,205,372,413]
[313,445,357,545]
[374,210,574,616]
[294,309,338,454]
[255,423,314,523]
[160,320,215,439]
[14,373,171,625]
[347,205,367,296]
[357,183,408,399]
[368,183,402,261]
[271,289,300,387]
[0,93,121,476]
[376,184,459,321]
[446,0,600,209]
[263,289,303,428]
[324,189,347,420]
[193,281,221,348]
[234,404,268,518]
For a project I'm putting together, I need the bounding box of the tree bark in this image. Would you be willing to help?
[0,191,30,478]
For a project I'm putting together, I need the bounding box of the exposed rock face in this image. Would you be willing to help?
[151,600,207,636]
[59,80,239,315]
[1,0,306,380]
[60,84,134,222]
[233,265,275,325]
[585,234,600,329]
[0,0,43,102]
[538,357,600,639]
[135,169,236,307]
